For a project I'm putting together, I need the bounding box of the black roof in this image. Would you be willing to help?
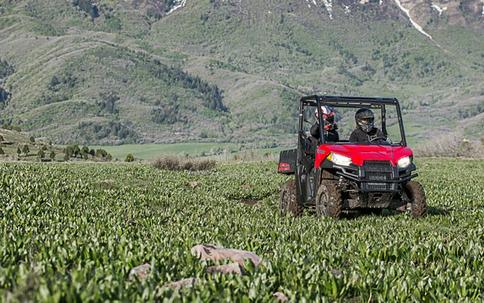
[301,95,399,107]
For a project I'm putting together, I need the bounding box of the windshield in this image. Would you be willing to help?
[302,103,404,145]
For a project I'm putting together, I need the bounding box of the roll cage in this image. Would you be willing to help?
[299,95,407,146]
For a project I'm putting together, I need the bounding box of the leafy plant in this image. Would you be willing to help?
[125,153,134,162]
[0,159,482,301]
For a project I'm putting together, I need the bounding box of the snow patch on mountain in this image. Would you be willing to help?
[431,3,447,16]
[167,0,187,15]
[393,0,433,40]
[344,4,351,14]
[305,0,333,19]
[305,0,318,8]
[321,0,334,19]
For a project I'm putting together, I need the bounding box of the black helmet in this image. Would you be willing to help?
[355,108,375,133]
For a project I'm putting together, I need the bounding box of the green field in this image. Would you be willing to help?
[91,143,288,160]
[1,159,483,301]
[91,143,240,160]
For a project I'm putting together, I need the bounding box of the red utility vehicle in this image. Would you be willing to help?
[278,96,426,218]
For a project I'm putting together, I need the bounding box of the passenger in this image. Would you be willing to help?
[349,108,387,144]
[310,106,339,142]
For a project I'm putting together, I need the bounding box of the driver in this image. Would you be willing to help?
[310,106,339,142]
[349,108,386,143]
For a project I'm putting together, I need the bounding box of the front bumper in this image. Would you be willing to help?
[330,161,417,192]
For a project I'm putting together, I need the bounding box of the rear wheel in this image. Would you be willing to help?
[315,180,342,219]
[280,179,302,216]
[405,180,427,218]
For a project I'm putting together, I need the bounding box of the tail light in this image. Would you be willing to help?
[278,162,292,172]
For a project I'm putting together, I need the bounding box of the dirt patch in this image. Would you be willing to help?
[187,181,200,189]
[129,263,151,281]
[191,244,262,267]
[240,199,259,206]
[97,179,117,190]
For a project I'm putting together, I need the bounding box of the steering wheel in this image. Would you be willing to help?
[369,136,388,143]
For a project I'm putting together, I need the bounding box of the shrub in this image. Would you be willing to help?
[29,136,35,143]
[82,146,90,155]
[22,144,29,155]
[95,149,108,158]
[0,135,3,141]
[49,151,56,160]
[152,157,216,171]
[72,145,81,157]
[152,157,179,170]
[0,147,4,155]
[415,135,484,158]
[125,154,135,162]
[2,125,21,132]
[64,146,74,158]
[38,149,45,159]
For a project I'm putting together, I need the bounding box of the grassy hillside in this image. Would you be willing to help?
[0,127,113,162]
[0,127,65,161]
[0,0,482,146]
[0,159,483,301]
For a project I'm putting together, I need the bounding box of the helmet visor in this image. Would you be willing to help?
[359,117,374,125]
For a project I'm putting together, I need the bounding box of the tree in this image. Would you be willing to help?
[0,147,4,155]
[73,0,99,19]
[0,135,3,141]
[89,149,95,156]
[17,147,21,155]
[65,146,74,158]
[48,75,61,90]
[95,149,108,158]
[72,145,81,157]
[125,153,134,162]
[38,149,45,159]
[49,150,56,160]
[29,136,35,143]
[22,144,29,155]
[82,146,90,155]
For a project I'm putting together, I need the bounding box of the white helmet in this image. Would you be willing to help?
[315,106,336,131]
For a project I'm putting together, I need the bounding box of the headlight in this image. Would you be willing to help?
[328,152,352,166]
[397,156,411,169]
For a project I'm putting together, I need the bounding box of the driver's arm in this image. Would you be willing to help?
[377,129,387,139]
[349,130,359,142]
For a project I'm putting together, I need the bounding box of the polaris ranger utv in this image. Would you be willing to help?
[278,96,426,218]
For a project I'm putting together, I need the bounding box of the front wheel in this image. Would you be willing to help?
[280,179,302,217]
[405,180,427,218]
[315,180,343,219]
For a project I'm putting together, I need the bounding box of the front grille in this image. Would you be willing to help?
[364,161,393,172]
[362,161,396,191]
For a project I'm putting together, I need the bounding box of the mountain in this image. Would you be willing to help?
[0,0,482,146]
